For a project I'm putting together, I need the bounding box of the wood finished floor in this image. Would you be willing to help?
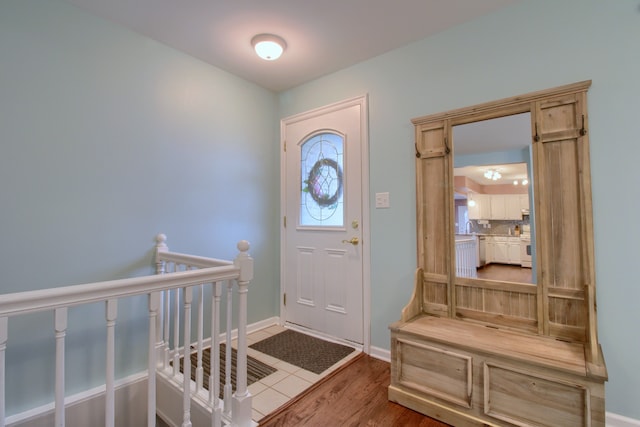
[476,263,533,283]
[259,354,450,427]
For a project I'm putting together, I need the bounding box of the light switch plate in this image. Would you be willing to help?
[375,192,390,208]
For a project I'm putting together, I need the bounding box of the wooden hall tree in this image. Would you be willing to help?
[389,81,607,427]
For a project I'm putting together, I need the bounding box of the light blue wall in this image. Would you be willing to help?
[279,0,640,420]
[0,0,280,415]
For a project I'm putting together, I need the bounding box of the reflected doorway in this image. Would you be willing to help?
[452,113,536,285]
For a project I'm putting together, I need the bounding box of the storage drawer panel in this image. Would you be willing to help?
[484,363,588,427]
[396,338,472,408]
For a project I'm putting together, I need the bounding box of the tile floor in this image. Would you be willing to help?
[241,325,361,422]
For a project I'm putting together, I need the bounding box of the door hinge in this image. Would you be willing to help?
[283,216,286,228]
[283,293,287,306]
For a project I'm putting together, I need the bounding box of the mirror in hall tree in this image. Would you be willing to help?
[452,113,537,285]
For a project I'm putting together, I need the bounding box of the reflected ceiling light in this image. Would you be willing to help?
[251,34,286,61]
[513,178,529,186]
[484,169,502,181]
[468,193,476,207]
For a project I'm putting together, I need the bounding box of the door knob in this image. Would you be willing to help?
[342,237,359,245]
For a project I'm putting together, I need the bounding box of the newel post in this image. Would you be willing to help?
[155,233,168,275]
[232,240,253,427]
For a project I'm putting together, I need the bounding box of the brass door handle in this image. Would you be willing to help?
[342,237,359,245]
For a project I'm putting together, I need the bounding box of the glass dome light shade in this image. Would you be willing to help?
[252,34,286,61]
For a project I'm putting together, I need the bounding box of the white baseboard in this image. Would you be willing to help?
[248,316,280,334]
[607,412,640,427]
[369,345,390,362]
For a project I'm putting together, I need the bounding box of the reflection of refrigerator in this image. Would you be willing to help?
[477,236,486,267]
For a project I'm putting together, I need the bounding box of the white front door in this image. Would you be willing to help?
[281,96,368,344]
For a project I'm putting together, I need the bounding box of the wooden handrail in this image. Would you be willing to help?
[0,265,239,317]
[157,251,233,268]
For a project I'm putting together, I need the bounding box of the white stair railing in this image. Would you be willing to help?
[455,237,478,278]
[0,235,253,427]
[154,235,254,427]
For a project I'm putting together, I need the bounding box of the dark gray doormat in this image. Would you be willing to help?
[249,329,356,374]
[179,344,277,397]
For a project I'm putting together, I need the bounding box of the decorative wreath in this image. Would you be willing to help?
[303,158,343,207]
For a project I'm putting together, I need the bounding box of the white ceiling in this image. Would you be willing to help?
[455,163,528,186]
[65,0,517,92]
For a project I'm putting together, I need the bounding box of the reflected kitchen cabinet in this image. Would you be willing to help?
[468,194,489,220]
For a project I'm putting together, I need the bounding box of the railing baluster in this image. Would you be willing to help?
[172,286,180,377]
[181,286,193,427]
[223,280,233,417]
[0,317,7,427]
[163,288,171,370]
[148,292,160,427]
[105,300,117,427]
[210,282,222,427]
[54,308,68,427]
[195,282,204,392]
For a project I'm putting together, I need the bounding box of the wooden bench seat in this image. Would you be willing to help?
[389,315,607,427]
[393,315,592,378]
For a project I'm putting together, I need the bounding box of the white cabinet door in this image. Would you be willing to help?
[508,239,521,265]
[479,194,491,219]
[519,194,530,211]
[493,241,509,263]
[505,195,522,219]
[486,238,494,264]
[490,195,506,220]
[469,194,490,220]
[468,196,481,219]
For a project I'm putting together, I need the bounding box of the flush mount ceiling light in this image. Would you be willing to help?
[484,169,502,181]
[251,34,287,61]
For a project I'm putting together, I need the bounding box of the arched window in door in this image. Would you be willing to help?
[300,132,344,227]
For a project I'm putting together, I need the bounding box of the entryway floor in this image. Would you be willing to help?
[243,325,361,422]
